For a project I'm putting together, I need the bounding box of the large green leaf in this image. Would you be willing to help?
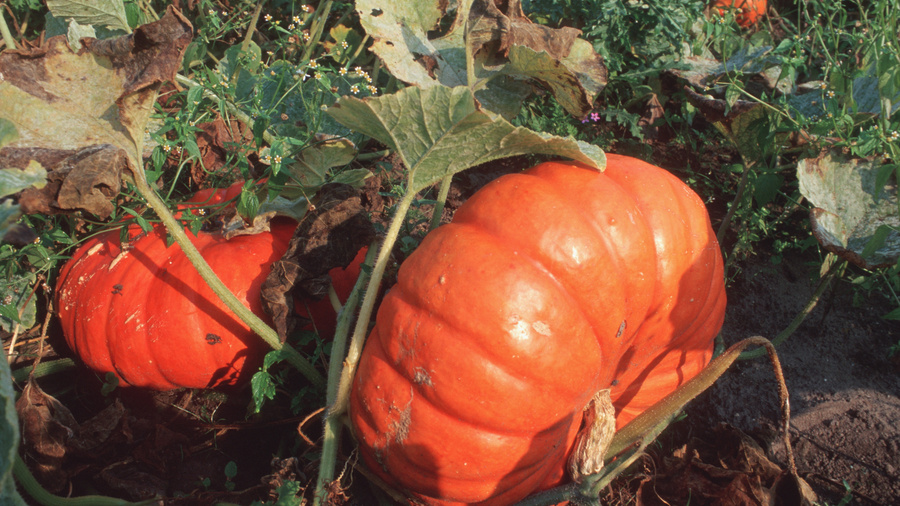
[327,85,605,194]
[798,152,899,269]
[0,162,47,200]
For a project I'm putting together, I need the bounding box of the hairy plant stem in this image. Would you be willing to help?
[240,0,266,54]
[11,358,77,384]
[14,454,154,506]
[128,173,324,388]
[428,176,453,231]
[301,0,334,63]
[314,192,416,505]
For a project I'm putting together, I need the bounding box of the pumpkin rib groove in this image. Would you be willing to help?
[372,288,583,437]
[391,221,602,388]
[448,174,648,369]
[477,165,661,368]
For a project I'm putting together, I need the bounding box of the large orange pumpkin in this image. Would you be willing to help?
[349,154,727,504]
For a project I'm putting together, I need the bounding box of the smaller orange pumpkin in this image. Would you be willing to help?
[713,0,766,27]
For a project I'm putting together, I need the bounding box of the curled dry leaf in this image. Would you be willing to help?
[0,6,192,218]
[15,378,78,493]
[261,184,375,340]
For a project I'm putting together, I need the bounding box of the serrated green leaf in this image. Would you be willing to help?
[238,188,260,221]
[250,371,277,412]
[798,153,900,269]
[0,161,47,199]
[47,0,130,33]
[327,85,605,194]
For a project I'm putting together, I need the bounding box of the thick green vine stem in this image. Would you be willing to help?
[14,454,156,506]
[428,175,454,231]
[313,191,416,505]
[128,174,325,389]
[0,9,16,49]
[11,359,77,384]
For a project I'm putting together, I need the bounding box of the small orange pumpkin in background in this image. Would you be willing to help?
[713,0,767,27]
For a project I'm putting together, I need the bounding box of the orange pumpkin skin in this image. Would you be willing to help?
[55,185,295,390]
[713,0,766,27]
[349,154,726,504]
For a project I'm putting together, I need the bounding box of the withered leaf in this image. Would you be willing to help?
[0,6,192,218]
[15,377,78,493]
[262,184,375,340]
[356,0,606,118]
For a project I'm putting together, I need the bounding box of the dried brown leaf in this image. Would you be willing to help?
[15,378,77,493]
[0,7,192,218]
[261,184,375,340]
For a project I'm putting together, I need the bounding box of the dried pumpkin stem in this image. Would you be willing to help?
[517,336,795,505]
[130,175,325,388]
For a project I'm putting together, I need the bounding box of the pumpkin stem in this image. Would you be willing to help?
[568,389,616,482]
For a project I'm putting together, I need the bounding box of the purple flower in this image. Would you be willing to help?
[591,112,600,122]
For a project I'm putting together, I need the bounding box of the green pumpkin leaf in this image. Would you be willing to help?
[284,137,357,192]
[327,85,605,194]
[798,152,900,269]
[46,0,131,33]
[0,357,26,506]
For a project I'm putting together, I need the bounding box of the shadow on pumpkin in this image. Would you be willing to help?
[116,228,283,389]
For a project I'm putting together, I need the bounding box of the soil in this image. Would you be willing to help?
[6,148,900,506]
[687,255,900,505]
